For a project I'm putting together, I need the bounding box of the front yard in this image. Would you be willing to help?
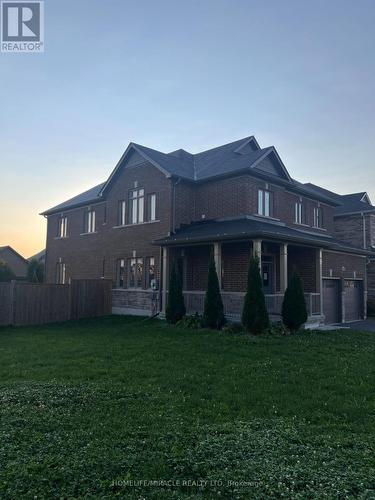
[0,316,374,498]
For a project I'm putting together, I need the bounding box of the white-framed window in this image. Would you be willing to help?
[148,193,156,221]
[313,207,323,228]
[148,256,155,288]
[56,262,66,284]
[295,202,305,225]
[84,209,96,233]
[118,200,126,226]
[258,189,271,217]
[128,257,143,288]
[130,189,144,224]
[58,216,67,238]
[117,258,125,288]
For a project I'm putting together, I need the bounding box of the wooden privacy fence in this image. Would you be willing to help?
[0,280,112,327]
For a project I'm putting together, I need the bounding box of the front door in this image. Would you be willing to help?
[262,262,273,294]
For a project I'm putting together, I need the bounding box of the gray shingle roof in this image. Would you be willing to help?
[304,183,375,216]
[42,137,341,215]
[154,216,372,255]
[42,182,106,216]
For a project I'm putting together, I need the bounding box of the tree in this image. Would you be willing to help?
[203,253,225,329]
[27,259,44,283]
[166,259,185,324]
[0,261,15,282]
[282,272,308,332]
[242,255,269,334]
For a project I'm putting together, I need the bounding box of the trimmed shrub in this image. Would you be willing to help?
[27,259,44,283]
[203,254,225,329]
[166,259,185,324]
[242,255,270,334]
[282,272,308,331]
[0,261,15,282]
[367,299,375,317]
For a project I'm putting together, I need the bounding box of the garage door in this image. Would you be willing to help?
[344,280,363,322]
[323,279,340,324]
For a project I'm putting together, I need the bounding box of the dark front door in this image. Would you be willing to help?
[323,279,340,324]
[262,262,273,294]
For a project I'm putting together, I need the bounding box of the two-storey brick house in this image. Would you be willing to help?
[42,136,373,324]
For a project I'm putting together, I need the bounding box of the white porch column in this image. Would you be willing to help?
[161,246,169,317]
[280,243,288,293]
[316,248,323,316]
[252,239,262,270]
[213,242,222,289]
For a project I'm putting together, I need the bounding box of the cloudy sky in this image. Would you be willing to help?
[1,0,375,257]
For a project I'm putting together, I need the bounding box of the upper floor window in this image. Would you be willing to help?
[258,189,271,217]
[313,207,323,228]
[129,189,144,224]
[84,209,96,233]
[148,193,156,221]
[56,261,66,284]
[118,200,126,226]
[295,202,306,225]
[58,216,67,238]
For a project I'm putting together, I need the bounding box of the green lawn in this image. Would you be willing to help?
[0,317,374,499]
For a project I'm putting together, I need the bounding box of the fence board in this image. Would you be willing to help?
[0,280,112,327]
[0,283,12,326]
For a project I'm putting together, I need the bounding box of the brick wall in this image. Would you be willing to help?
[45,162,171,287]
[222,242,252,292]
[322,251,366,279]
[287,246,317,293]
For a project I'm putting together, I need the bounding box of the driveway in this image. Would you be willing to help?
[342,318,375,332]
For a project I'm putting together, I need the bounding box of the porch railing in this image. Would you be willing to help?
[182,291,321,320]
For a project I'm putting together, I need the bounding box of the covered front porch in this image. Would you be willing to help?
[160,239,324,323]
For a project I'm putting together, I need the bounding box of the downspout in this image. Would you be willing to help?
[362,212,366,249]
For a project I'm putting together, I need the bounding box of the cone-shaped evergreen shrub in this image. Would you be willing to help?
[241,255,269,334]
[282,272,308,331]
[166,259,185,324]
[203,254,225,329]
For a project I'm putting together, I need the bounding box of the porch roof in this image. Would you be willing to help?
[154,216,373,256]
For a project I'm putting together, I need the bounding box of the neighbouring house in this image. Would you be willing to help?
[41,136,374,325]
[0,246,28,279]
[29,249,46,266]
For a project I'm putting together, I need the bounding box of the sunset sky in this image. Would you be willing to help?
[1,0,375,258]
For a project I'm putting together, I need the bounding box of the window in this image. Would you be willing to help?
[128,257,143,288]
[84,209,96,233]
[295,202,305,225]
[56,262,66,284]
[258,189,271,217]
[313,207,323,228]
[129,189,144,224]
[58,216,67,238]
[118,200,126,226]
[148,257,155,288]
[148,193,156,221]
[117,259,125,288]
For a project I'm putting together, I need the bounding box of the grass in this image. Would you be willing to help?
[0,316,374,499]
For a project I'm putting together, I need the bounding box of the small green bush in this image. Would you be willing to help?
[221,323,244,335]
[166,259,186,324]
[242,255,270,334]
[176,313,202,330]
[203,253,225,329]
[282,272,308,332]
[267,322,290,336]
